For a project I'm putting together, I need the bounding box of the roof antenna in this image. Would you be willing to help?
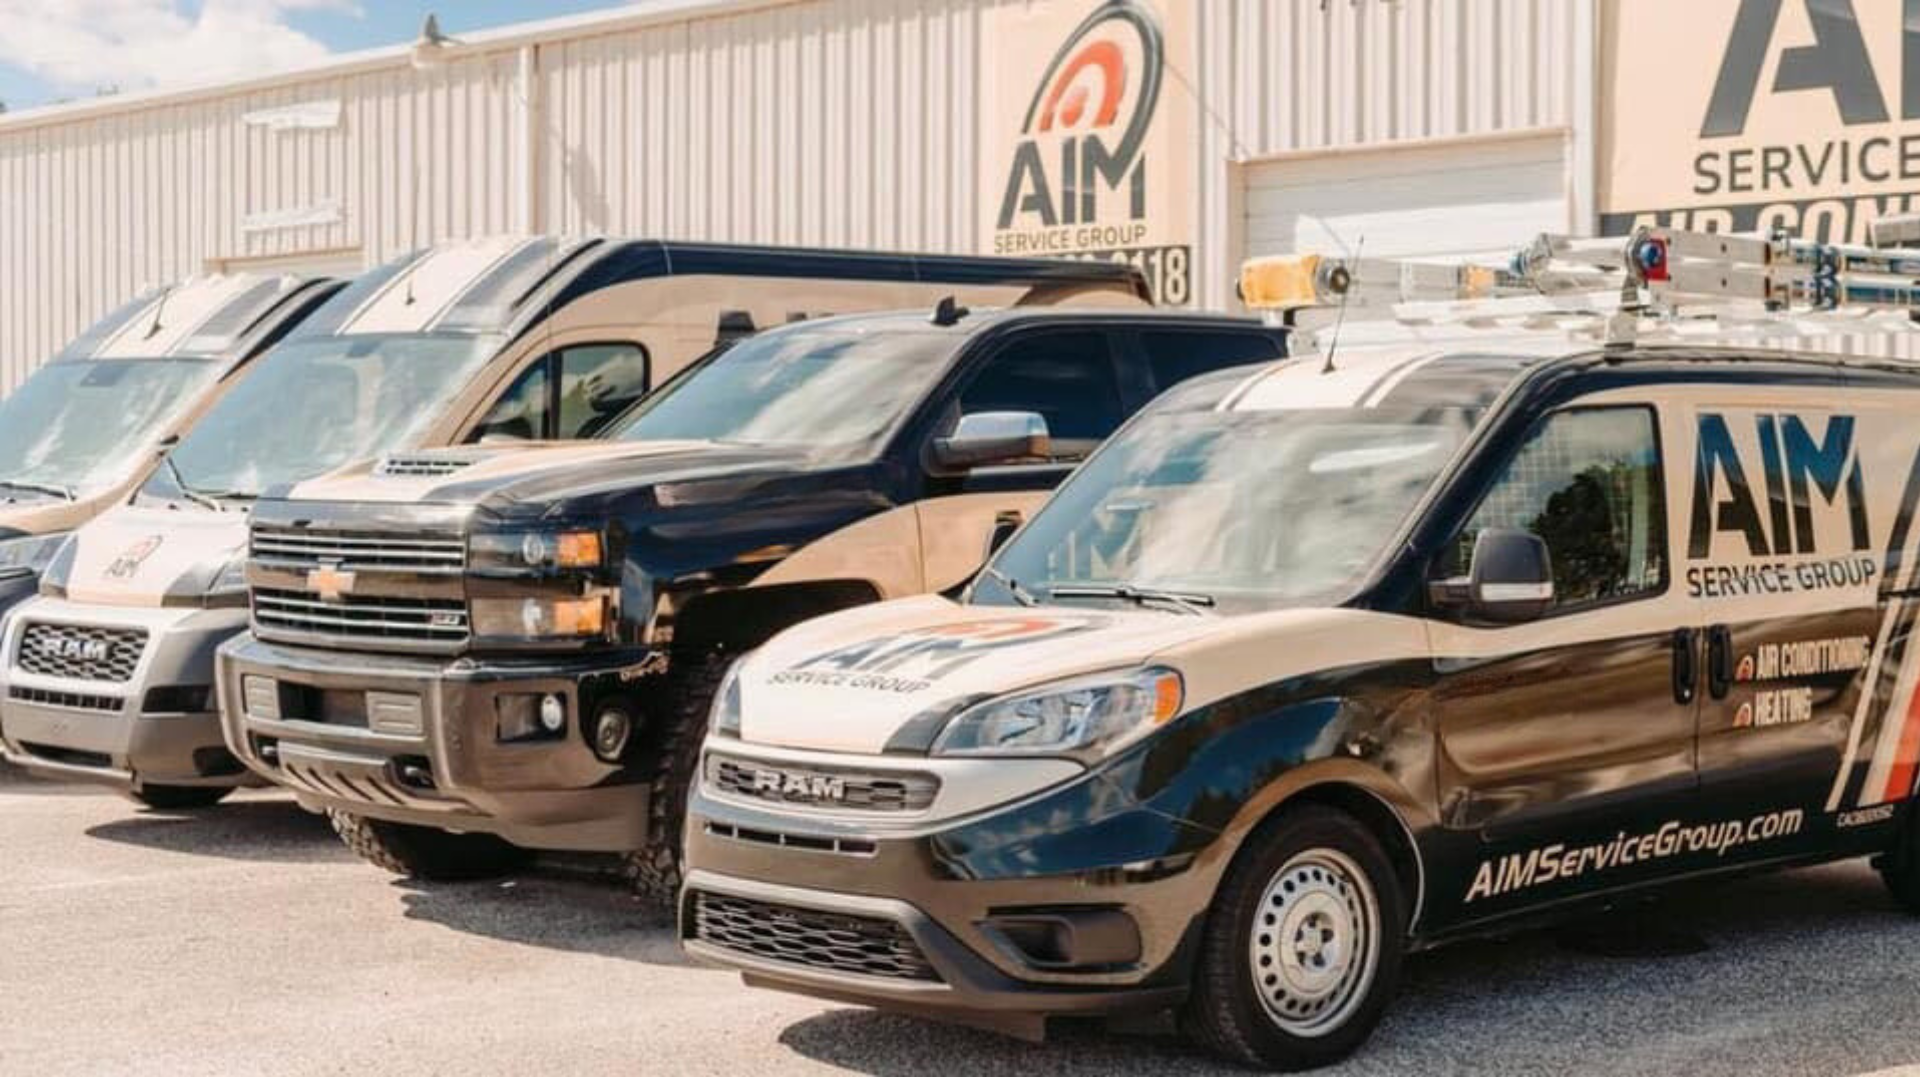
[1321,235,1362,374]
[142,283,176,340]
[931,295,969,327]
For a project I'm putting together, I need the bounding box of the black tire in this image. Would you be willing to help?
[625,649,728,905]
[327,809,530,881]
[1880,815,1920,913]
[1181,805,1406,1071]
[132,784,232,810]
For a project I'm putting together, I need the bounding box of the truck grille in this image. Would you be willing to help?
[688,892,938,982]
[251,526,465,572]
[706,754,938,812]
[253,588,469,645]
[14,623,147,682]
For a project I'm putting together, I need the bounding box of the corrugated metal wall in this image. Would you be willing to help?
[0,0,1580,393]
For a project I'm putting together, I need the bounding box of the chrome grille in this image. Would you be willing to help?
[253,588,469,645]
[689,892,938,982]
[251,526,465,571]
[14,623,147,682]
[707,754,939,812]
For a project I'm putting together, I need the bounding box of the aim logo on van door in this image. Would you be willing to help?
[1685,411,1878,598]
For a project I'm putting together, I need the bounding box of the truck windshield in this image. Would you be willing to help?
[146,333,499,503]
[976,406,1481,614]
[0,357,221,501]
[610,327,958,462]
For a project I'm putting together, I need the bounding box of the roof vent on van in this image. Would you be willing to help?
[715,310,757,345]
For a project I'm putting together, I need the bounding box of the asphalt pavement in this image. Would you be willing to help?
[2,763,1918,1076]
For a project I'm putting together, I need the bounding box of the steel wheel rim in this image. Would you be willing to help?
[1246,846,1380,1038]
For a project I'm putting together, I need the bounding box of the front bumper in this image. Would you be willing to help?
[679,738,1222,1035]
[218,634,653,851]
[0,596,252,791]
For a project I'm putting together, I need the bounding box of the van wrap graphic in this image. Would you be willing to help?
[771,616,1110,694]
[1464,809,1806,903]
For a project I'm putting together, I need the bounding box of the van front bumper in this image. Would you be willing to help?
[217,634,655,851]
[0,597,253,791]
[678,738,1221,1037]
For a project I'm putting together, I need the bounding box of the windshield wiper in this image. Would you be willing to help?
[1048,583,1217,616]
[980,565,1038,607]
[0,479,75,502]
[160,455,227,512]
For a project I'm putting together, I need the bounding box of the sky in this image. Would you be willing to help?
[0,1,637,113]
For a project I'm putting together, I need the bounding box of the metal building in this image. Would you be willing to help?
[2,0,1904,392]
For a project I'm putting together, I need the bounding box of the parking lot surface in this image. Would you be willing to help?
[3,764,1919,1076]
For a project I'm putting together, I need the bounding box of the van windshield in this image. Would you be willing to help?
[976,407,1481,614]
[0,357,221,502]
[610,327,958,463]
[145,333,499,503]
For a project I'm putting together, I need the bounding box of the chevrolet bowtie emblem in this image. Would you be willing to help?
[307,565,357,603]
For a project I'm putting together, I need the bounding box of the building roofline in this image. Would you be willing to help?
[0,0,796,134]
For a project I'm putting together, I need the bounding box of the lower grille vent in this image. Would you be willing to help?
[689,891,938,982]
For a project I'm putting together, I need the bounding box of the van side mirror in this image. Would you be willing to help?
[933,412,1051,471]
[1431,528,1554,623]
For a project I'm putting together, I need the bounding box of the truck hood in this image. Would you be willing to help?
[735,595,1435,754]
[285,439,813,508]
[62,502,246,608]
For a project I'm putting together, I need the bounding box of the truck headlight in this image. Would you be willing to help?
[932,667,1183,762]
[470,596,608,640]
[709,657,746,737]
[0,533,71,580]
[470,528,604,572]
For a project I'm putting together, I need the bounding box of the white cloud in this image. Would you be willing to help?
[0,0,362,97]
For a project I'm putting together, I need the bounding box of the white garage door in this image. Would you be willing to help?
[1240,133,1570,265]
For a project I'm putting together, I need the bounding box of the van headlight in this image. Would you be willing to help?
[932,667,1183,762]
[0,533,70,580]
[709,657,746,737]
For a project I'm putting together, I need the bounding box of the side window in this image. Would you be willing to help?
[470,361,551,443]
[557,343,649,439]
[960,331,1125,458]
[1139,330,1284,393]
[1448,406,1667,611]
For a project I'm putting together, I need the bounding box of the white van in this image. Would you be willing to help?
[679,228,1920,1067]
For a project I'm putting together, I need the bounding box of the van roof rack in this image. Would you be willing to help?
[1240,219,1920,346]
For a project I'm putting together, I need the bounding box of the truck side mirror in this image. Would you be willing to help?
[1431,528,1554,624]
[933,412,1051,472]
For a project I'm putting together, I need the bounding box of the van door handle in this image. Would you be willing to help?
[1672,627,1698,705]
[1706,624,1733,700]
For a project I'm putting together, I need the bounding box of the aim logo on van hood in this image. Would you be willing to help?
[63,504,246,607]
[995,0,1165,232]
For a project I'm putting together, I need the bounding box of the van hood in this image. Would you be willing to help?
[62,502,247,608]
[285,439,812,508]
[735,595,1435,754]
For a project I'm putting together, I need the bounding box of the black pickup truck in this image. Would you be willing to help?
[217,304,1288,898]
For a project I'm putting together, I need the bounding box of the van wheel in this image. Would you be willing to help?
[1181,806,1405,1070]
[327,810,530,881]
[1879,814,1920,913]
[625,650,728,906]
[132,784,232,810]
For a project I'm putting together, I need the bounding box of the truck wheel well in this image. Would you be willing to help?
[1271,782,1425,934]
[672,579,882,655]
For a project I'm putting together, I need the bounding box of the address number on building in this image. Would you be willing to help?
[1064,245,1193,307]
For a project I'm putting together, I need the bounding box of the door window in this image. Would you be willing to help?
[959,331,1124,458]
[1139,329,1284,392]
[557,343,649,439]
[470,361,550,442]
[1447,406,1667,611]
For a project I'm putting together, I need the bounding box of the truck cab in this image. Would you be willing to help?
[216,307,1290,893]
[1,237,1145,808]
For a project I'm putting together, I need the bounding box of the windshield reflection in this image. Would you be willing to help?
[0,357,220,500]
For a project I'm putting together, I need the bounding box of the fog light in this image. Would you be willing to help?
[593,708,632,762]
[496,692,566,743]
[241,675,279,720]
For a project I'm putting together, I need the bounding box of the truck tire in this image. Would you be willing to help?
[626,649,728,905]
[1181,805,1405,1070]
[132,784,232,810]
[327,809,530,881]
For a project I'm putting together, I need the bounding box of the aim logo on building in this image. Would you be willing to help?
[995,0,1164,232]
